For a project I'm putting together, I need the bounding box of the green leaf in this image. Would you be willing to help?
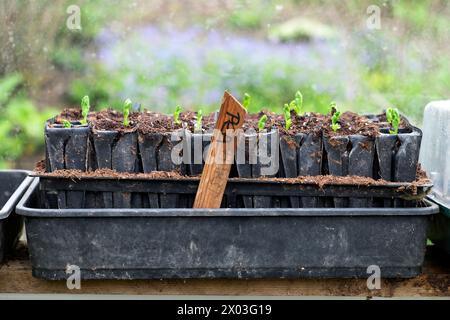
[195,109,203,132]
[62,120,72,128]
[331,106,342,132]
[123,98,132,127]
[173,105,182,124]
[80,95,90,125]
[386,107,400,135]
[257,114,268,131]
[294,90,303,115]
[243,93,251,111]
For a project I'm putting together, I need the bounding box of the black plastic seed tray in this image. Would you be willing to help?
[34,173,432,209]
[44,114,423,184]
[0,170,33,263]
[18,178,439,280]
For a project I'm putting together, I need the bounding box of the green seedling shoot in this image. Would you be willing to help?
[123,99,132,127]
[173,105,182,125]
[330,106,341,132]
[293,90,303,116]
[243,93,251,111]
[287,90,303,116]
[283,103,292,130]
[386,107,400,135]
[80,95,90,125]
[195,109,203,132]
[62,119,72,128]
[258,114,268,131]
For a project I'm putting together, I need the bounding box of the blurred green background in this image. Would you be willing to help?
[0,0,449,168]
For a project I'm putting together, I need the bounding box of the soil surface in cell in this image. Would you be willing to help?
[91,109,138,132]
[243,110,381,137]
[374,112,412,131]
[48,109,409,138]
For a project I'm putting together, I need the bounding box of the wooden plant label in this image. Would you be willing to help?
[193,91,247,208]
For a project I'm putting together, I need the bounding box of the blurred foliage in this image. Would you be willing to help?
[268,17,337,42]
[228,0,276,29]
[70,63,124,109]
[0,0,125,104]
[51,47,85,72]
[65,0,449,123]
[68,26,342,114]
[0,74,56,168]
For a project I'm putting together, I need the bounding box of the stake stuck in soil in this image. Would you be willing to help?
[193,91,247,208]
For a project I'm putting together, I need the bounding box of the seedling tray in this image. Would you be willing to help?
[18,178,438,280]
[0,170,33,263]
[44,112,423,184]
[34,173,433,209]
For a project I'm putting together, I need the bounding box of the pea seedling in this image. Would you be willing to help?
[386,107,400,134]
[123,99,132,127]
[195,109,203,132]
[62,119,72,128]
[292,90,303,116]
[80,95,90,125]
[283,103,292,130]
[330,105,341,132]
[243,93,251,111]
[173,105,182,125]
[258,114,268,131]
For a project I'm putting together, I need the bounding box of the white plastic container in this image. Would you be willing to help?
[420,100,450,206]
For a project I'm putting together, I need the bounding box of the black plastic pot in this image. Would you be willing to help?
[45,122,90,172]
[375,129,422,207]
[280,133,323,208]
[138,130,188,207]
[323,135,349,207]
[375,134,397,180]
[236,130,279,208]
[138,132,163,208]
[253,130,279,208]
[91,129,139,208]
[0,170,32,263]
[18,178,438,279]
[323,134,376,207]
[236,130,258,208]
[394,131,422,182]
[45,122,89,208]
[157,131,187,208]
[181,130,213,207]
[184,131,212,176]
[375,134,397,207]
[348,135,375,207]
[374,114,422,183]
